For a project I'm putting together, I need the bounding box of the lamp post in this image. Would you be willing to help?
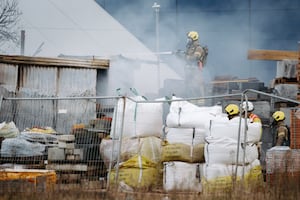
[152,2,160,89]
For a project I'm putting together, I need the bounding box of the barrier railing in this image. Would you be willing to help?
[0,90,300,194]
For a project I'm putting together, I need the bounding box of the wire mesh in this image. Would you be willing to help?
[0,90,300,194]
[0,96,118,192]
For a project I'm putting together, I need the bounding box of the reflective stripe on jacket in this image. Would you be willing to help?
[249,113,261,123]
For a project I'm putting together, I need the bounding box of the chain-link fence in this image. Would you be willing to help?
[0,90,300,195]
[0,96,119,192]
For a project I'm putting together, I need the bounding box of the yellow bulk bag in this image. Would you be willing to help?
[161,142,205,163]
[201,159,262,194]
[109,155,159,189]
[244,164,263,187]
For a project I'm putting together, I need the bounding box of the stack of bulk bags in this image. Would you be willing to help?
[202,116,263,193]
[163,97,223,192]
[100,96,164,190]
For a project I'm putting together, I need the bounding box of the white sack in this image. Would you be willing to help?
[202,159,261,181]
[208,117,261,143]
[163,161,202,192]
[165,127,206,145]
[0,121,20,138]
[100,136,162,168]
[204,136,258,165]
[166,97,222,128]
[110,96,163,139]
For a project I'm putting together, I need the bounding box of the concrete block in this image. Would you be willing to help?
[64,149,74,155]
[59,134,75,142]
[66,154,75,160]
[58,141,75,149]
[74,148,84,160]
[48,147,65,160]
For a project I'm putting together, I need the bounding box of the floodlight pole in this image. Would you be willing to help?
[152,2,160,89]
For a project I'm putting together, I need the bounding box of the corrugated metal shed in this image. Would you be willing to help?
[0,54,109,96]
[0,54,110,133]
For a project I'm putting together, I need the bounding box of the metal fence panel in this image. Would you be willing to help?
[0,90,300,194]
[0,96,119,191]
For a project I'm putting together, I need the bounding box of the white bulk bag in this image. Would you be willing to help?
[202,159,261,181]
[0,121,20,138]
[208,117,261,143]
[204,136,258,165]
[100,136,162,168]
[166,97,222,128]
[110,96,163,139]
[165,127,206,145]
[163,161,202,192]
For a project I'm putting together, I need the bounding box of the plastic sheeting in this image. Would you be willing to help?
[1,137,46,157]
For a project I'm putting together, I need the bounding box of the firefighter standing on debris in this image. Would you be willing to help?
[183,31,207,97]
[272,111,289,146]
[225,104,240,120]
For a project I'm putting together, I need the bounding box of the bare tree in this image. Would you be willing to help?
[0,0,21,47]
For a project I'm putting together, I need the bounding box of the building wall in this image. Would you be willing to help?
[0,56,102,133]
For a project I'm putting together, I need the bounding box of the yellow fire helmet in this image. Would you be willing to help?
[187,31,199,41]
[225,104,239,116]
[272,111,285,121]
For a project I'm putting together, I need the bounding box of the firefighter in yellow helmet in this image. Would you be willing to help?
[272,111,289,146]
[184,31,207,97]
[185,31,206,70]
[225,104,240,120]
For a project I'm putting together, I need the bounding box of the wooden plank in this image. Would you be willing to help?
[0,54,109,69]
[46,163,88,171]
[248,49,298,61]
